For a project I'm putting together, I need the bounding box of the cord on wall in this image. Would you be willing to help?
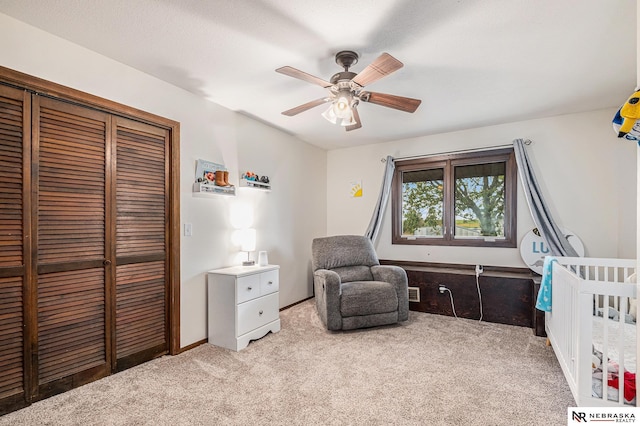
[439,285,458,319]
[475,265,484,323]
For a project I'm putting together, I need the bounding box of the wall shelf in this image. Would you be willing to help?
[193,182,236,196]
[239,178,271,191]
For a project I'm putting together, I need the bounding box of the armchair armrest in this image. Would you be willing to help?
[371,265,409,321]
[313,269,342,330]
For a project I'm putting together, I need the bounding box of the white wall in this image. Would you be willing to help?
[235,114,326,306]
[328,109,637,267]
[0,13,326,348]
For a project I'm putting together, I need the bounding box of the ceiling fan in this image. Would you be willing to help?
[276,51,421,131]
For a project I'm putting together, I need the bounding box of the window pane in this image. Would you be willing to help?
[402,169,444,237]
[454,162,505,238]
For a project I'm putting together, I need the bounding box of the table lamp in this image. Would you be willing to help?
[240,228,256,266]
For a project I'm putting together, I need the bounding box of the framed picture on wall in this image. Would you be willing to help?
[195,159,225,183]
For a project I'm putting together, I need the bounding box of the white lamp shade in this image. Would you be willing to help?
[240,228,256,252]
[322,102,355,127]
[333,96,351,119]
[321,105,338,124]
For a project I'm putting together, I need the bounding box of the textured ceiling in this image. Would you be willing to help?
[0,0,636,150]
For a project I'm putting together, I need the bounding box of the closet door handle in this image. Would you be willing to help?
[103,259,112,266]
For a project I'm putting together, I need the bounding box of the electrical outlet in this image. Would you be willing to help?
[475,264,483,275]
[438,285,447,294]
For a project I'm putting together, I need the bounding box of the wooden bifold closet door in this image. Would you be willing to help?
[113,117,169,371]
[0,71,178,415]
[0,84,29,413]
[33,96,112,398]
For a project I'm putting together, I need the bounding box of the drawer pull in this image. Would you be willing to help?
[268,281,273,285]
[247,286,252,291]
[259,310,263,315]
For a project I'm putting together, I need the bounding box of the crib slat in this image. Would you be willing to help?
[616,296,626,405]
[603,293,612,403]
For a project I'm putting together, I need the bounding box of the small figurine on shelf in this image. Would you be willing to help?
[260,176,270,184]
[242,171,258,181]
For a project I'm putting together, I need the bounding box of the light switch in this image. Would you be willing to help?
[184,223,193,237]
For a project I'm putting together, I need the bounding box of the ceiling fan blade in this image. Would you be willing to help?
[276,66,332,88]
[363,92,421,113]
[352,53,404,87]
[281,98,330,116]
[345,108,362,131]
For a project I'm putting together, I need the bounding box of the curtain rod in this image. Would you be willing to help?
[381,139,532,163]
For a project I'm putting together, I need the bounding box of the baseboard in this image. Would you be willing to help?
[178,338,208,354]
[280,296,314,311]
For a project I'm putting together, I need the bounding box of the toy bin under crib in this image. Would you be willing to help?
[544,257,637,407]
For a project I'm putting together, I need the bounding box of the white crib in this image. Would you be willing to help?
[545,257,637,407]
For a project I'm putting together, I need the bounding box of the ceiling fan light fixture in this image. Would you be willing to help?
[333,95,351,119]
[322,102,355,127]
[340,111,356,127]
[321,104,339,124]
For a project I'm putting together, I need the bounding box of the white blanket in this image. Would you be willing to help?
[591,315,636,404]
[592,315,636,374]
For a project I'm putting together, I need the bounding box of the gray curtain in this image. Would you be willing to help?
[513,138,578,257]
[365,155,395,243]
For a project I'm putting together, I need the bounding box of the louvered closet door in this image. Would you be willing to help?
[0,86,29,412]
[113,117,168,371]
[33,97,111,397]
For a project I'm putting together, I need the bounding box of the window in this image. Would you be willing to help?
[391,148,517,247]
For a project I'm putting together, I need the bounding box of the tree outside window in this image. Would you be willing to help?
[402,168,444,237]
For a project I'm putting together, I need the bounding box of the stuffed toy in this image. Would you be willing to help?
[613,89,640,140]
[243,171,258,181]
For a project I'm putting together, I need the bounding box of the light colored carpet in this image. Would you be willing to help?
[0,300,574,425]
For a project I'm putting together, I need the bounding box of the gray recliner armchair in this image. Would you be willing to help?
[311,235,409,331]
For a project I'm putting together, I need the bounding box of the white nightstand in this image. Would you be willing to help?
[207,264,280,351]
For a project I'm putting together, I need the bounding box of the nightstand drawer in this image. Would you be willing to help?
[236,274,260,303]
[260,269,279,295]
[237,292,279,336]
